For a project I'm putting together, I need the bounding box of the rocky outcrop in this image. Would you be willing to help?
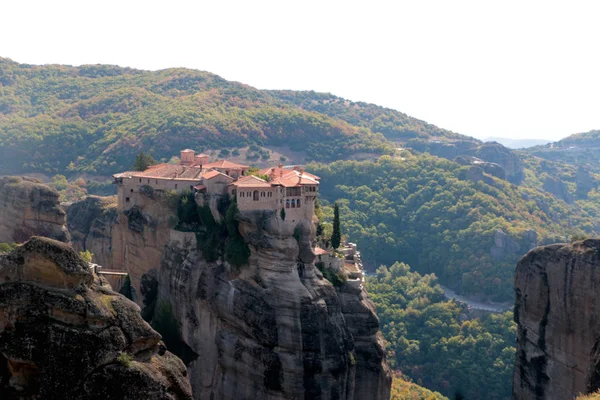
[455,155,507,180]
[0,236,192,399]
[67,194,174,301]
[474,142,524,184]
[543,176,574,204]
[576,166,596,199]
[152,211,391,400]
[0,177,70,243]
[67,195,118,269]
[513,239,600,399]
[407,140,524,183]
[491,229,537,260]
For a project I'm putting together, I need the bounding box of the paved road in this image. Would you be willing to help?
[440,285,512,313]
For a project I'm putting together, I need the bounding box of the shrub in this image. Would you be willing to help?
[0,243,17,253]
[79,250,93,263]
[224,201,250,268]
[116,352,133,368]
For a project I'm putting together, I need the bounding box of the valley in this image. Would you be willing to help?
[2,57,600,399]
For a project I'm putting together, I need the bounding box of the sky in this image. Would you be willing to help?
[2,0,600,141]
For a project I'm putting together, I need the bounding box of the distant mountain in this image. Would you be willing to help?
[482,137,552,149]
[525,129,600,172]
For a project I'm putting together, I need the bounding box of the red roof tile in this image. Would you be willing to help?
[202,160,249,170]
[120,164,204,180]
[231,175,272,188]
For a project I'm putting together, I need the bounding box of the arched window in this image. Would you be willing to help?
[291,199,295,208]
[253,190,259,201]
[286,199,290,208]
[297,199,301,208]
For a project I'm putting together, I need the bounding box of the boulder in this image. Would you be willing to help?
[0,237,192,399]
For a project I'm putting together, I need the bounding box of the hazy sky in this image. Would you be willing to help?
[3,0,599,141]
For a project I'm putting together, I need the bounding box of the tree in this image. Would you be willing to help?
[133,152,156,171]
[332,203,341,249]
[280,207,286,221]
[79,250,93,263]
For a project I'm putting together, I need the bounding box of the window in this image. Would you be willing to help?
[268,192,272,198]
[125,197,130,203]
[261,191,265,197]
[240,192,244,198]
[291,199,295,208]
[253,190,259,201]
[286,199,290,208]
[130,189,133,193]
[175,184,178,189]
[139,179,142,183]
[148,179,150,184]
[297,199,301,208]
[155,180,158,184]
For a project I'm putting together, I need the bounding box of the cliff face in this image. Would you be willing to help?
[0,236,192,399]
[151,211,391,400]
[513,239,600,399]
[67,193,173,300]
[67,194,392,399]
[0,177,70,243]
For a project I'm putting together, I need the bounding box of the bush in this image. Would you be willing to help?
[316,263,347,287]
[224,201,250,268]
[0,243,17,253]
[116,352,133,368]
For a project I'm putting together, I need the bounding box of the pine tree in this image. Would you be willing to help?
[332,203,341,249]
[133,152,156,171]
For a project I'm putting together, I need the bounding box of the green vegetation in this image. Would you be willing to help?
[391,374,448,400]
[369,262,515,400]
[0,58,392,176]
[269,90,468,142]
[132,151,156,171]
[0,243,17,253]
[79,250,93,263]
[332,203,341,249]
[224,201,250,268]
[116,352,133,368]
[315,262,347,287]
[313,154,598,301]
[119,275,134,301]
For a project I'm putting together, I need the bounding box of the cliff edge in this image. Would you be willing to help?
[0,177,70,244]
[513,239,600,399]
[0,236,192,399]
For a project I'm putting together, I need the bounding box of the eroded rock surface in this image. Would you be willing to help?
[513,239,600,399]
[0,177,70,243]
[153,211,391,400]
[0,236,192,399]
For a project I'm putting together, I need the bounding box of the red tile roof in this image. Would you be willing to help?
[202,160,249,170]
[117,164,204,180]
[259,166,320,180]
[314,247,329,256]
[201,170,234,181]
[271,170,319,187]
[231,175,272,188]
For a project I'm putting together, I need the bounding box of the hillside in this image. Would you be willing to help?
[312,151,600,302]
[268,90,470,142]
[526,129,600,173]
[0,57,392,175]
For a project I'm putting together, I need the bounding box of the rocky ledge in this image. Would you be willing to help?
[513,239,600,399]
[0,237,192,399]
[0,177,70,244]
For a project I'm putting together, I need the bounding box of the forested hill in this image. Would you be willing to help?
[268,90,472,142]
[526,129,600,173]
[0,57,396,175]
